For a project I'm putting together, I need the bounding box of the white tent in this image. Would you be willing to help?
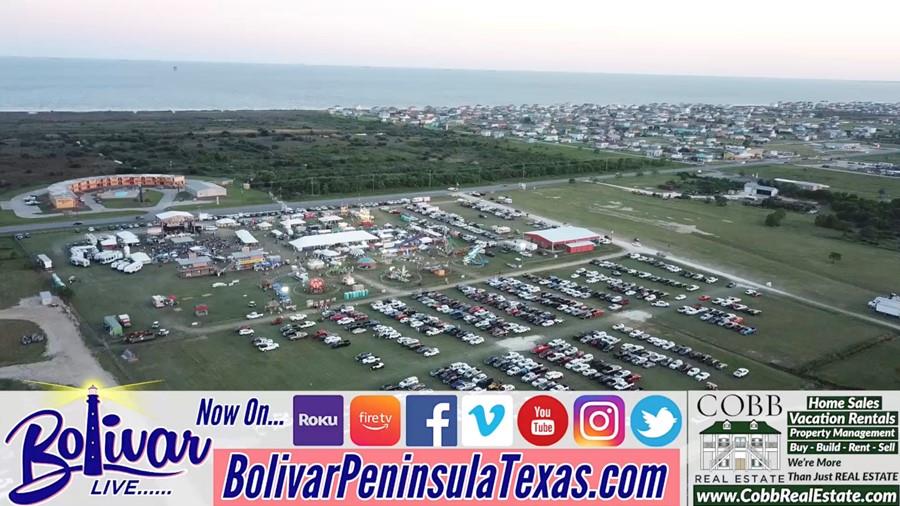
[129,252,152,264]
[235,229,259,245]
[288,230,378,251]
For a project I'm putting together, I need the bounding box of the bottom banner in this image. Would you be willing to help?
[213,448,680,505]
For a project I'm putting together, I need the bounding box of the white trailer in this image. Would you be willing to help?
[35,254,53,270]
[869,295,900,318]
[70,255,90,267]
[94,250,124,264]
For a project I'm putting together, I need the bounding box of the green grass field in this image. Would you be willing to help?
[509,183,900,313]
[0,320,47,367]
[722,164,900,200]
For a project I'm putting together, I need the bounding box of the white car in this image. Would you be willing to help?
[237,328,254,336]
[289,313,307,321]
[423,348,440,357]
[398,376,419,388]
[258,342,280,352]
[246,312,264,320]
[297,321,316,329]
[733,368,750,378]
[674,294,687,301]
[361,356,380,365]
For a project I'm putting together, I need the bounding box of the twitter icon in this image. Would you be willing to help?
[631,396,682,447]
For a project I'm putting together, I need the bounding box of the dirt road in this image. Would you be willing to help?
[0,296,118,387]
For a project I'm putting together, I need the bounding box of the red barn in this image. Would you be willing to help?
[525,226,600,250]
[565,241,595,254]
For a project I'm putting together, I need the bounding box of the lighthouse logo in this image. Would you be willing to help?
[4,385,211,505]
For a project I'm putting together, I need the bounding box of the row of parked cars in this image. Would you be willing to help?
[430,362,516,392]
[521,270,640,312]
[406,203,500,242]
[677,305,758,335]
[458,285,564,327]
[587,262,680,300]
[463,200,525,221]
[370,324,441,357]
[609,323,731,379]
[490,276,605,319]
[370,299,485,345]
[597,258,702,293]
[710,296,763,316]
[627,253,719,284]
[533,339,638,391]
[412,290,531,337]
[311,330,352,348]
[484,352,571,391]
[355,352,386,370]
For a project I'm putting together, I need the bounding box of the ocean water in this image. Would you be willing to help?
[1,56,899,111]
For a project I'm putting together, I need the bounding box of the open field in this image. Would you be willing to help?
[857,152,900,165]
[0,319,46,367]
[727,164,900,200]
[507,183,900,313]
[0,110,680,205]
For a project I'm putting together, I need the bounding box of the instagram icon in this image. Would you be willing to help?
[574,395,625,447]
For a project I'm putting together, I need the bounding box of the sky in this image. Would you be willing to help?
[2,0,899,81]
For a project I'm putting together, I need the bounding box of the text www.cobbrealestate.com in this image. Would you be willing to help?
[694,485,899,506]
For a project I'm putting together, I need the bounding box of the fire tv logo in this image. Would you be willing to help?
[517,395,568,446]
[350,396,401,446]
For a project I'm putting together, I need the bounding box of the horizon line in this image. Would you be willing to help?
[3,54,900,85]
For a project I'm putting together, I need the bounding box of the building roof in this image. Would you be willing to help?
[235,229,259,245]
[700,420,780,435]
[873,296,900,311]
[289,230,378,250]
[526,226,600,244]
[231,249,265,260]
[773,178,829,189]
[116,230,140,243]
[318,215,343,223]
[156,210,194,222]
[176,256,211,267]
[129,252,152,264]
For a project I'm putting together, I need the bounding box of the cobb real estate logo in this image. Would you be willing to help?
[4,386,211,505]
[700,419,781,471]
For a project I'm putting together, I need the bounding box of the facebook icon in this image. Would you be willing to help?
[406,395,457,447]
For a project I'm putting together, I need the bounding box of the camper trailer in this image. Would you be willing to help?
[35,254,53,270]
[94,250,124,264]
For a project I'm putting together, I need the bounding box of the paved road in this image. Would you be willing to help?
[0,160,776,236]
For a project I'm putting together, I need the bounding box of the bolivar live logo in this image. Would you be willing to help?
[4,386,211,505]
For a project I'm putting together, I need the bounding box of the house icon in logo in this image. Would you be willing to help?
[700,419,781,471]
